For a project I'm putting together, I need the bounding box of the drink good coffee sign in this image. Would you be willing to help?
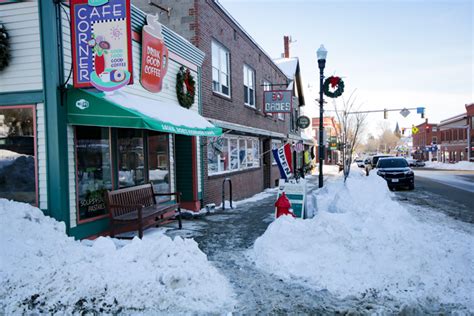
[70,0,133,91]
[263,90,292,114]
[296,115,310,129]
[140,14,169,93]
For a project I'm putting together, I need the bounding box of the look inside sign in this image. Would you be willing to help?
[263,90,292,114]
[70,0,133,91]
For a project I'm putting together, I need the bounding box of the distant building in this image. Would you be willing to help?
[438,112,470,163]
[412,120,438,161]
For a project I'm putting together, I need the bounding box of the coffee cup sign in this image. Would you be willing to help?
[141,14,169,93]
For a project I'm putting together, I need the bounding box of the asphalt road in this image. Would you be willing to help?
[393,168,474,223]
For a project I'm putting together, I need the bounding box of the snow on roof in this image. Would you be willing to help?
[273,57,298,80]
[0,199,235,314]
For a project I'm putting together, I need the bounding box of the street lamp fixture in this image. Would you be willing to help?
[317,45,327,188]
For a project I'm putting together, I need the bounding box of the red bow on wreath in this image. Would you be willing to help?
[184,69,195,95]
[329,76,340,88]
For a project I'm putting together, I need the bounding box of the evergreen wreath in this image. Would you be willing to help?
[323,76,344,98]
[0,23,11,72]
[176,66,196,109]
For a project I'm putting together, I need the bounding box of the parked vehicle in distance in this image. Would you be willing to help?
[355,159,365,168]
[366,154,391,174]
[405,158,416,167]
[415,160,426,167]
[376,157,415,190]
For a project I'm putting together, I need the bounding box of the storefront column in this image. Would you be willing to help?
[39,1,70,226]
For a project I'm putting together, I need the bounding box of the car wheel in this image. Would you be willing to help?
[388,185,394,191]
[408,183,415,190]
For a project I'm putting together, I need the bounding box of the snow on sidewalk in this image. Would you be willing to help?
[251,171,474,309]
[0,200,235,314]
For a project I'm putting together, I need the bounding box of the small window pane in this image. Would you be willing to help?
[0,107,36,205]
[229,139,238,170]
[239,139,246,168]
[249,88,254,106]
[148,132,170,202]
[76,126,111,220]
[118,129,145,188]
[244,86,249,104]
[212,42,219,68]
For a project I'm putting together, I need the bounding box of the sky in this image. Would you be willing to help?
[218,0,473,139]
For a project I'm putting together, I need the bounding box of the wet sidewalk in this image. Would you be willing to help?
[165,174,393,313]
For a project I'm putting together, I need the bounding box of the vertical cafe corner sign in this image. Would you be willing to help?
[70,0,133,91]
[140,14,169,93]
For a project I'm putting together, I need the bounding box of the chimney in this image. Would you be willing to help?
[284,35,290,58]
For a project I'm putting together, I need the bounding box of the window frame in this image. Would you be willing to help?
[212,40,231,97]
[0,104,38,207]
[263,81,272,117]
[243,64,256,108]
[208,135,260,175]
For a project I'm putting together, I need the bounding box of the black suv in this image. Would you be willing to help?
[376,157,415,190]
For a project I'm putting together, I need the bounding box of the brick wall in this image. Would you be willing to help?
[133,0,197,45]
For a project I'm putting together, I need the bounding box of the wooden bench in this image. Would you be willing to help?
[105,183,182,239]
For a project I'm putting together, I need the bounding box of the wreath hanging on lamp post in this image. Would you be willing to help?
[323,76,344,98]
[176,66,196,109]
[0,23,11,72]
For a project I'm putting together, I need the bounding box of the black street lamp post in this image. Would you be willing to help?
[317,45,327,188]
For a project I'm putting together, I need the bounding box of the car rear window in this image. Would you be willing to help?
[377,158,408,168]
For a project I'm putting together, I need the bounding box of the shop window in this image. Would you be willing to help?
[207,135,259,175]
[148,132,170,201]
[0,106,36,205]
[212,41,230,97]
[76,126,112,221]
[118,129,144,188]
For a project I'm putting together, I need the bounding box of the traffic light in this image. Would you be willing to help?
[401,128,405,135]
[417,107,425,119]
[383,109,387,119]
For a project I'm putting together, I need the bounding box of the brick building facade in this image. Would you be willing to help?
[134,0,304,207]
[438,113,470,163]
[412,121,438,161]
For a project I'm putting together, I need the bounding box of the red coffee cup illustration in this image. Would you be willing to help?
[141,15,169,93]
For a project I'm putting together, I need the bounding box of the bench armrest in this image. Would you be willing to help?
[153,192,182,203]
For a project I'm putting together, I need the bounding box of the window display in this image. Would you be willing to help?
[118,129,144,188]
[148,132,170,201]
[76,126,112,220]
[0,106,36,204]
[207,135,259,174]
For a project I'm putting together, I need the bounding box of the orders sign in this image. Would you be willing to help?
[264,90,292,114]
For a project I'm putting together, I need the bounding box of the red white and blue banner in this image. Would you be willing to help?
[272,143,293,180]
[70,0,133,91]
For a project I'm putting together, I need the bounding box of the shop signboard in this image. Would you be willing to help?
[276,179,306,219]
[263,90,292,114]
[70,0,133,91]
[140,14,169,93]
[328,136,338,150]
[296,115,310,129]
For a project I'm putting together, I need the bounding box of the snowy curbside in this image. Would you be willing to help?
[251,171,474,309]
[0,199,235,314]
[424,161,474,171]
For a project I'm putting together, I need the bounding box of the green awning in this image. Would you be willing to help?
[66,89,222,137]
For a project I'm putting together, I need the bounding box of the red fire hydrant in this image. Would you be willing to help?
[275,192,295,218]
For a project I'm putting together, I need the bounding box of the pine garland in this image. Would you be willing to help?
[176,66,196,109]
[0,23,11,72]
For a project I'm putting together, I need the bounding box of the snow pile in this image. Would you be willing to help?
[425,161,474,171]
[251,172,474,308]
[0,200,235,314]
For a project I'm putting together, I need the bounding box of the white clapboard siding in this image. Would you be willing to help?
[36,103,48,210]
[0,1,43,93]
[61,8,73,85]
[169,135,175,196]
[67,126,77,228]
